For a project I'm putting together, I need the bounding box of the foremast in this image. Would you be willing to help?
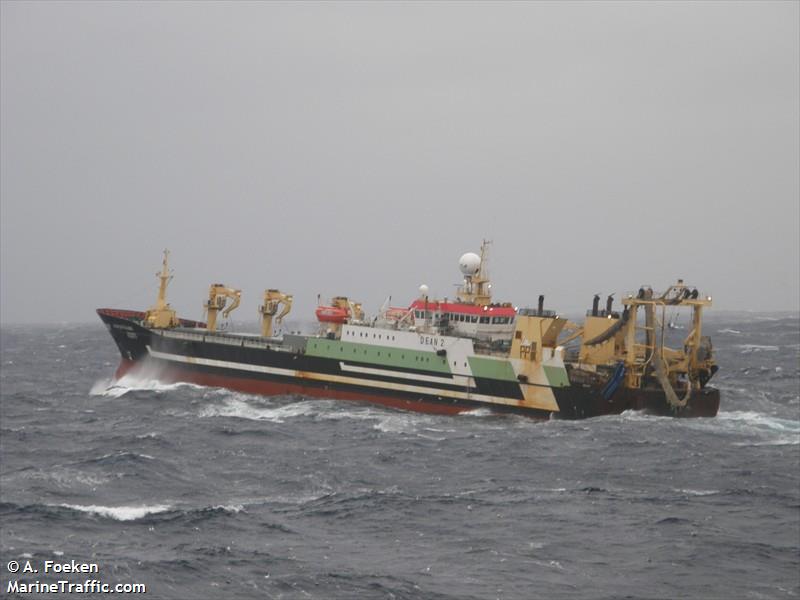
[143,250,180,329]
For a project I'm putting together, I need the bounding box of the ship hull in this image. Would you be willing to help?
[98,309,719,420]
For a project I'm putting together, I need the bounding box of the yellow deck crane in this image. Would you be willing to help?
[259,289,293,337]
[143,250,180,329]
[204,284,241,332]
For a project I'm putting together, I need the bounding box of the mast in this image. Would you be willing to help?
[155,250,172,310]
[144,249,180,329]
[456,239,493,306]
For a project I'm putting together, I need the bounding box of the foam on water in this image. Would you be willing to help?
[716,410,800,433]
[59,504,172,521]
[90,376,205,398]
[459,408,495,418]
[686,410,800,447]
[374,413,436,434]
[737,344,781,353]
[199,396,319,423]
[676,489,720,496]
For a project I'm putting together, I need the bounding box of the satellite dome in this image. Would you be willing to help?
[418,284,430,297]
[459,252,481,276]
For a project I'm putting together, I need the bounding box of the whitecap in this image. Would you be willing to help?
[90,375,205,398]
[211,504,245,513]
[374,413,432,434]
[676,489,719,496]
[737,344,780,353]
[716,411,800,434]
[717,328,742,334]
[732,438,800,447]
[459,408,494,418]
[59,504,172,521]
[199,397,318,423]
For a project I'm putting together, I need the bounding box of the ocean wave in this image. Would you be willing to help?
[674,488,719,496]
[199,396,319,423]
[716,411,800,433]
[2,502,250,523]
[59,503,172,521]
[373,413,438,434]
[200,394,440,430]
[80,450,157,466]
[89,373,206,398]
[684,410,800,447]
[736,344,780,353]
[717,328,742,334]
[458,408,495,418]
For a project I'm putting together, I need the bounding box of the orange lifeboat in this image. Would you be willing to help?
[315,305,350,324]
[384,307,411,322]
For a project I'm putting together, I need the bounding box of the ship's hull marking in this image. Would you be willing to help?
[146,347,555,411]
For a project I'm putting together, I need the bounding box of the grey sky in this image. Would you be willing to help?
[1,1,798,324]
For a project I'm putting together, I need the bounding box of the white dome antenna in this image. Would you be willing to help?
[418,284,430,298]
[459,252,481,276]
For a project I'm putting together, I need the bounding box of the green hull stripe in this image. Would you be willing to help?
[305,340,451,374]
[467,356,517,381]
[543,365,570,388]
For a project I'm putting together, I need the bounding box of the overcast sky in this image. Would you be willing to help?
[1,1,798,325]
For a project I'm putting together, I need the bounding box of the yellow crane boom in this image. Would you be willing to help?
[204,284,241,332]
[259,289,293,337]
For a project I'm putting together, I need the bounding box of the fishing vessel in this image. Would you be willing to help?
[97,244,720,419]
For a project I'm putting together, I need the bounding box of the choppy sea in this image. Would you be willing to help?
[1,313,798,599]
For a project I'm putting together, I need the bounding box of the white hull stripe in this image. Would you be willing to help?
[339,362,460,385]
[146,347,551,411]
